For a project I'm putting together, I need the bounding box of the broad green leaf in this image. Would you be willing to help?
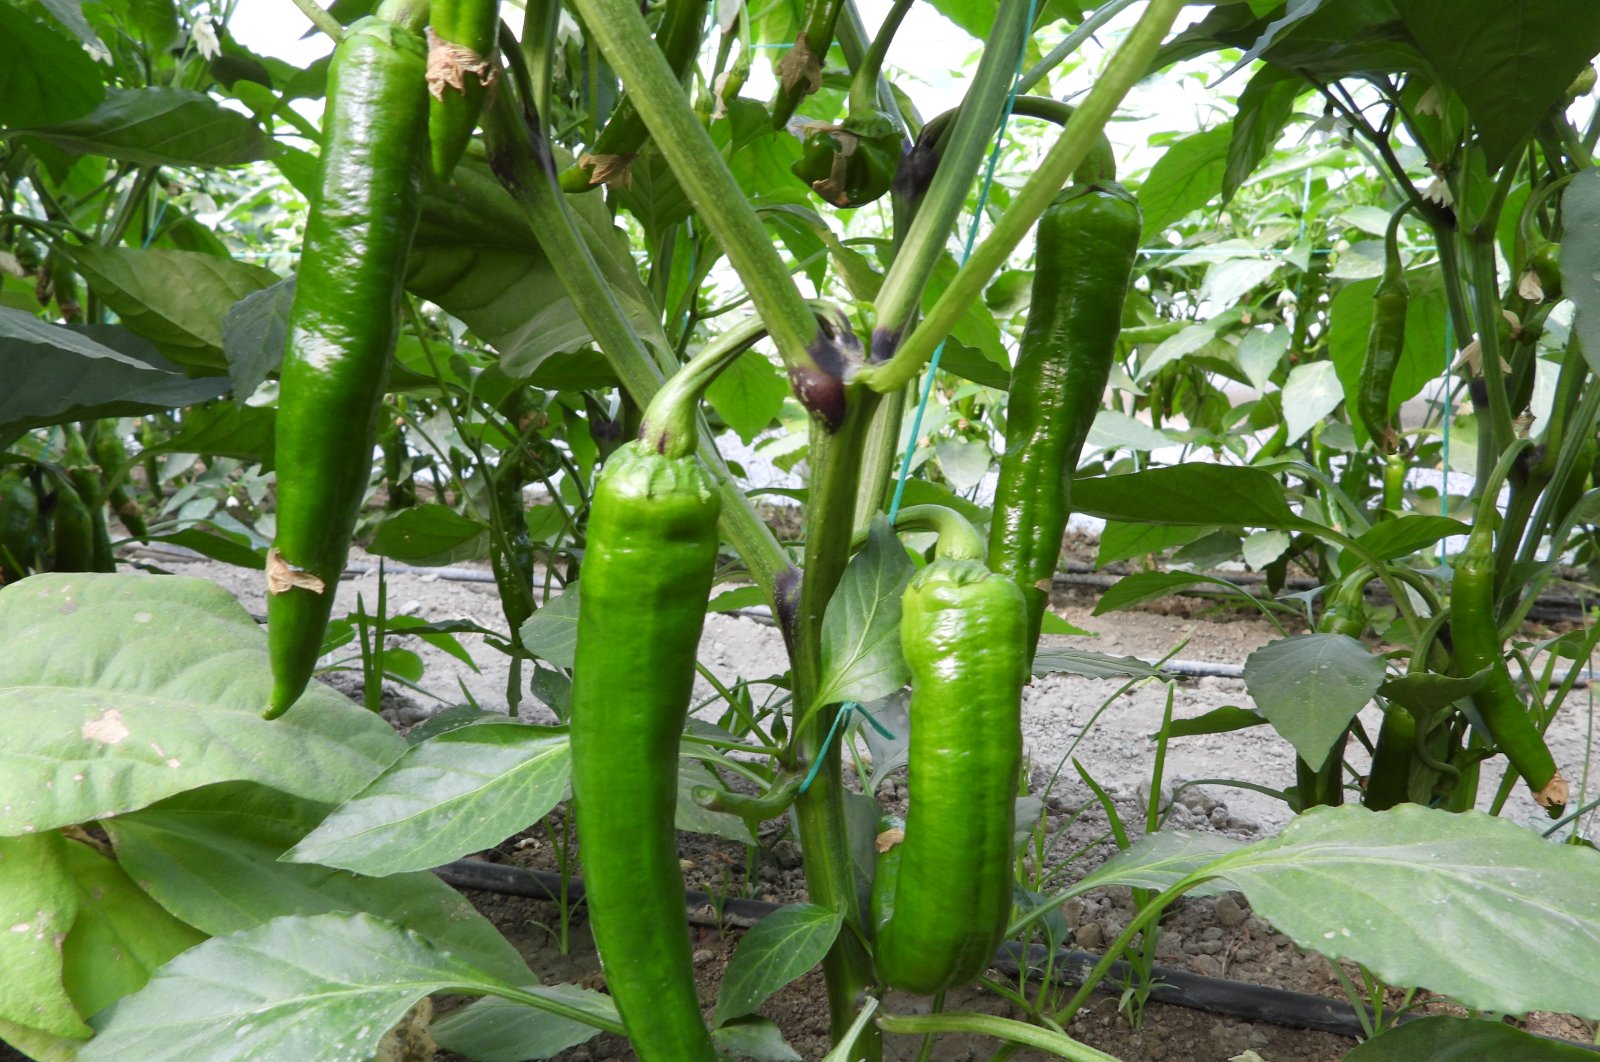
[706,349,789,444]
[1281,360,1343,443]
[34,0,109,54]
[1394,0,1600,171]
[1237,328,1289,389]
[82,912,590,1062]
[708,585,767,613]
[63,246,280,370]
[1086,409,1171,453]
[1377,670,1490,714]
[106,782,532,985]
[1031,648,1171,681]
[1242,528,1291,569]
[1161,705,1268,738]
[1244,634,1385,768]
[518,587,579,668]
[1562,168,1600,376]
[286,724,570,876]
[1063,830,1240,900]
[1342,1015,1597,1061]
[0,832,86,1039]
[367,504,489,567]
[145,403,276,466]
[0,573,403,835]
[1038,611,1091,637]
[1224,65,1302,205]
[57,837,206,1022]
[1251,0,1422,79]
[1093,570,1250,616]
[1328,266,1449,447]
[0,5,105,127]
[712,1016,802,1060]
[933,436,991,493]
[1203,805,1600,1019]
[713,904,843,1026]
[813,516,915,710]
[429,988,616,1061]
[1095,521,1209,565]
[1072,465,1305,531]
[14,87,273,167]
[143,526,268,570]
[220,275,294,400]
[1340,514,1468,572]
[1137,124,1233,239]
[0,315,228,436]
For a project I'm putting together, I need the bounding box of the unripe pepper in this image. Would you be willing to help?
[1357,204,1410,454]
[426,0,501,182]
[266,8,429,719]
[872,516,1027,995]
[988,181,1139,654]
[790,111,902,208]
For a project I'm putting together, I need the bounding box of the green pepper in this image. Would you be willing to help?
[266,6,430,720]
[558,0,709,191]
[568,439,721,1059]
[93,428,148,540]
[872,516,1027,995]
[1450,519,1566,813]
[790,111,902,208]
[0,470,43,585]
[1356,204,1410,455]
[1530,238,1562,300]
[987,181,1139,654]
[426,0,501,182]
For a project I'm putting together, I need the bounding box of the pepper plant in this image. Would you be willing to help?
[4,1,1600,1060]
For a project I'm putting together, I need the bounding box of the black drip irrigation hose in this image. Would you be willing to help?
[437,860,1600,1049]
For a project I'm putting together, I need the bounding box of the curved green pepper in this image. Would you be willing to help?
[266,7,430,720]
[568,440,721,1059]
[426,0,501,182]
[1356,204,1410,455]
[987,181,1139,653]
[872,533,1027,994]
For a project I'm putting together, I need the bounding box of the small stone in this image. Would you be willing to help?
[1215,894,1248,927]
[1074,922,1104,949]
[692,949,714,963]
[1192,953,1224,977]
[1062,897,1087,928]
[772,840,802,869]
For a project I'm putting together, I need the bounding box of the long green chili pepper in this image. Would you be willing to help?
[1356,203,1411,454]
[266,6,430,720]
[872,510,1027,995]
[558,0,709,191]
[987,180,1139,653]
[426,0,501,182]
[1451,507,1567,813]
[93,428,148,539]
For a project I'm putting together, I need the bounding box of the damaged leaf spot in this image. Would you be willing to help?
[82,708,129,745]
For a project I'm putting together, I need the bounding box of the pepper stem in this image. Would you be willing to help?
[639,316,769,458]
[846,0,914,115]
[890,504,986,560]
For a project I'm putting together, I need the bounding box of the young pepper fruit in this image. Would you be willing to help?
[266,7,429,719]
[790,110,903,208]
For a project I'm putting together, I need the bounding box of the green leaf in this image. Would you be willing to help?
[712,1016,803,1060]
[1342,1015,1598,1061]
[708,585,767,613]
[1394,0,1600,171]
[144,402,276,465]
[1094,570,1231,615]
[0,314,228,436]
[1561,169,1600,376]
[1038,611,1091,637]
[1096,521,1209,565]
[813,516,915,710]
[1244,634,1385,769]
[0,5,105,127]
[430,988,616,1061]
[1087,409,1172,453]
[0,832,87,1039]
[106,782,533,986]
[0,573,403,835]
[1072,465,1305,530]
[1281,360,1343,443]
[1137,124,1233,239]
[81,912,573,1062]
[144,526,268,570]
[706,348,789,443]
[63,246,280,370]
[1202,805,1600,1019]
[1031,648,1171,680]
[14,87,273,167]
[1067,830,1241,899]
[518,587,579,669]
[1328,266,1449,447]
[286,724,570,877]
[1340,514,1469,572]
[1377,670,1490,714]
[220,275,294,400]
[1224,65,1302,205]
[712,904,843,1026]
[368,504,489,567]
[1161,705,1268,738]
[56,836,206,1021]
